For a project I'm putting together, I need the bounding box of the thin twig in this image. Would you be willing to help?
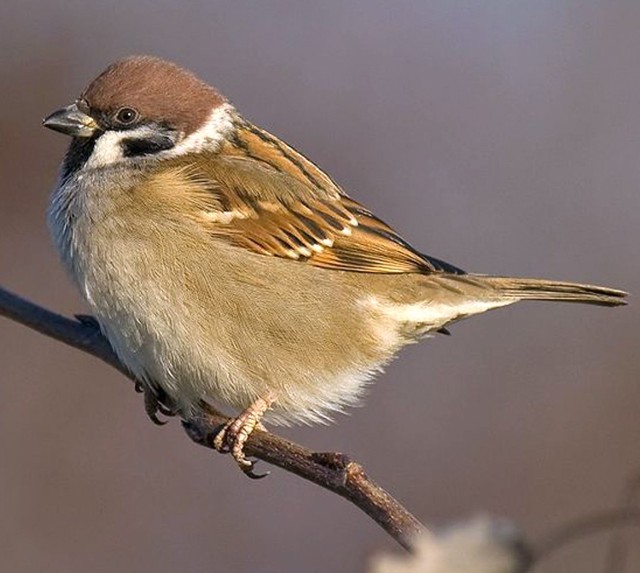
[0,284,425,550]
[533,508,640,568]
[602,472,640,573]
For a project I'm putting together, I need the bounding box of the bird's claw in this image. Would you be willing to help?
[143,387,177,426]
[212,395,274,478]
[243,461,270,480]
[213,422,269,479]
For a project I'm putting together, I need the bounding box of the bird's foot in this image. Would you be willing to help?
[213,394,274,478]
[143,387,178,425]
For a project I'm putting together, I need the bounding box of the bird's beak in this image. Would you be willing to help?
[43,102,99,137]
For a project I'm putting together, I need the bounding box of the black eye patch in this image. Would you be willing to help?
[121,134,176,157]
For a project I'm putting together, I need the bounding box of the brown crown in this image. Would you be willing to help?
[81,55,226,136]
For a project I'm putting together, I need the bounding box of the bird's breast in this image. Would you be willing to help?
[45,169,424,421]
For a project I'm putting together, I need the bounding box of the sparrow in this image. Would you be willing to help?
[43,55,626,474]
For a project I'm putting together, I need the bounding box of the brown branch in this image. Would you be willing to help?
[0,285,425,550]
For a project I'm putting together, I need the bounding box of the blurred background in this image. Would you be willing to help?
[1,1,638,572]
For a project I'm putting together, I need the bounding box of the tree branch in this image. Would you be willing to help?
[0,284,425,550]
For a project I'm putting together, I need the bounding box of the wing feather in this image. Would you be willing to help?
[160,121,464,275]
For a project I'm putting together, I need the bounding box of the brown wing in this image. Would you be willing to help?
[166,120,463,275]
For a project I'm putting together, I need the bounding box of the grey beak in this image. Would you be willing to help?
[43,103,99,137]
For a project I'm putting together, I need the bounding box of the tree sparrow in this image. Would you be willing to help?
[43,56,626,474]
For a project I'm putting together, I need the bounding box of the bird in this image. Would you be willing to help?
[43,55,626,475]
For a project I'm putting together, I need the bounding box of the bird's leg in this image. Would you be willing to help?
[213,393,275,477]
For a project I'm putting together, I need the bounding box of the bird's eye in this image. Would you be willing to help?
[114,107,139,125]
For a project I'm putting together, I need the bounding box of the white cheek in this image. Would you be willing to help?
[84,131,126,168]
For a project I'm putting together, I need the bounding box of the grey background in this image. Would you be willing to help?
[1,2,638,572]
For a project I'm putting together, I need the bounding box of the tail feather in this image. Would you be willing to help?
[479,276,627,307]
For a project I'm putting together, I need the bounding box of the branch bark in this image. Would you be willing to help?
[0,284,425,550]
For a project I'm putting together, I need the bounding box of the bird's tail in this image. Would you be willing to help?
[476,276,627,307]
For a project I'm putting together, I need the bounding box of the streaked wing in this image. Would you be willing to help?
[165,119,464,275]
